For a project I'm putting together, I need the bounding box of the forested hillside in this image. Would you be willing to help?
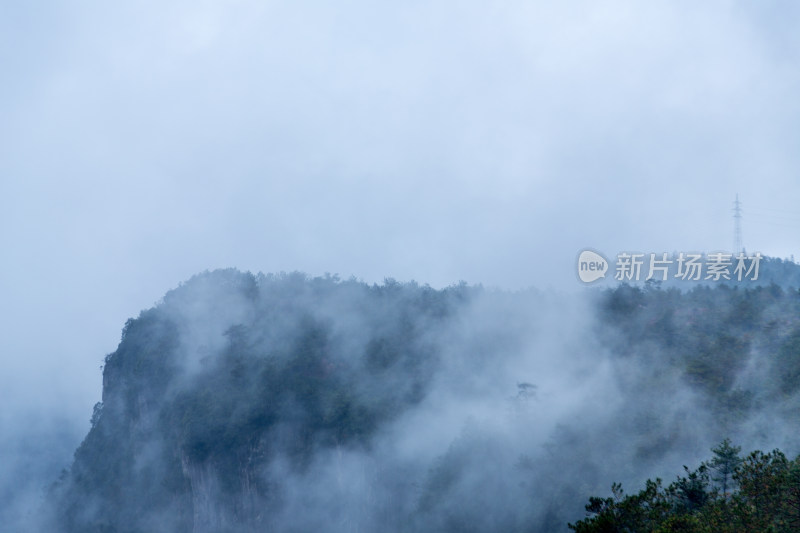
[570,440,800,532]
[50,268,800,532]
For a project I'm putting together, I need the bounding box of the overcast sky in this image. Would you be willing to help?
[3,1,800,430]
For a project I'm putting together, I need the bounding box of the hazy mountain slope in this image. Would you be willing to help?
[51,269,800,532]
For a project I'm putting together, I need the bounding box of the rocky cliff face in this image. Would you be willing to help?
[54,270,460,533]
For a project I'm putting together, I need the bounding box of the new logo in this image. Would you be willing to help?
[577,249,608,283]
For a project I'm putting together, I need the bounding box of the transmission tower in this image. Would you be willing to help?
[733,194,742,255]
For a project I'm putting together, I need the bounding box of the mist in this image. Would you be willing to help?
[4,270,791,531]
[4,1,800,531]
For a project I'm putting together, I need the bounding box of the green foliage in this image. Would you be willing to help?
[775,328,800,395]
[570,442,800,533]
[598,282,800,421]
[708,439,742,497]
[53,269,800,533]
[55,270,469,533]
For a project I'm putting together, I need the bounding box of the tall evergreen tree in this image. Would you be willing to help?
[708,439,743,497]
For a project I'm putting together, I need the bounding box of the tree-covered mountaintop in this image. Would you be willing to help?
[51,268,800,532]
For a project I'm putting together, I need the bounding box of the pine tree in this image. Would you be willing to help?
[708,439,743,497]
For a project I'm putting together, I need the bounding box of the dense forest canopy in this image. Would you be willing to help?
[41,266,800,532]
